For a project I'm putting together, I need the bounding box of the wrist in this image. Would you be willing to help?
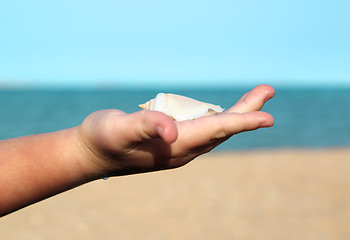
[73,126,111,181]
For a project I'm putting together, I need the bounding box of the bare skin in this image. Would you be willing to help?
[0,84,274,217]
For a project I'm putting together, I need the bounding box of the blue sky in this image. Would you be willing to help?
[0,0,349,88]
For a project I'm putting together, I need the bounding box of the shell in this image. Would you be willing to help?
[139,93,224,121]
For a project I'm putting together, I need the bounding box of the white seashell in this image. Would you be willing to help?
[139,93,224,121]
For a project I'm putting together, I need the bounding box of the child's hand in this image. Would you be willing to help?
[77,85,275,179]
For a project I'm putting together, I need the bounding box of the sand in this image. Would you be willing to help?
[1,148,350,240]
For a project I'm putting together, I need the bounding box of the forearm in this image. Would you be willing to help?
[0,127,92,216]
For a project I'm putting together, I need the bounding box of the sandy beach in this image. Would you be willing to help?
[1,148,350,240]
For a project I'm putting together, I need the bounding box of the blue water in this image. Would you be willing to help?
[1,87,350,150]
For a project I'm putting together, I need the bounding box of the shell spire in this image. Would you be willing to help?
[138,103,146,109]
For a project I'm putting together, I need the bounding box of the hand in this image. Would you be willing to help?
[77,85,275,179]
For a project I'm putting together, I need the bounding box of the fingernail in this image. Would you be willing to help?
[259,121,273,128]
[264,93,274,102]
[156,126,164,137]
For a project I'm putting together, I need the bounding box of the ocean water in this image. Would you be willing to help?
[1,87,350,150]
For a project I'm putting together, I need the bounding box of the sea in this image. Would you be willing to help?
[1,87,350,151]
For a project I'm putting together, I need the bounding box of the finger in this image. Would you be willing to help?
[125,110,178,144]
[228,84,275,113]
[175,111,274,153]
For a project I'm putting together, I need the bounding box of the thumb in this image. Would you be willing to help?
[130,110,178,144]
